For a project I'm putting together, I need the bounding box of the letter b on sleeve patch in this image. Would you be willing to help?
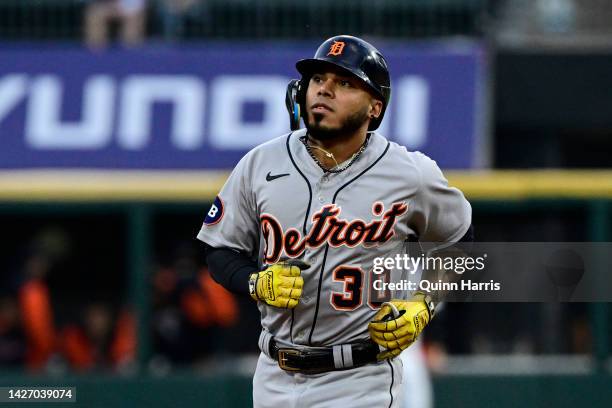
[204,196,224,225]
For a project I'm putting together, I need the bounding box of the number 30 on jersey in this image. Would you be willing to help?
[330,266,391,311]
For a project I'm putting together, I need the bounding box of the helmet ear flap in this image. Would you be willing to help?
[285,78,308,131]
[296,77,307,106]
[285,79,302,131]
[297,77,307,125]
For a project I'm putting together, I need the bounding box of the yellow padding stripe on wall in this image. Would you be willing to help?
[0,170,611,201]
[0,170,229,202]
[448,170,612,199]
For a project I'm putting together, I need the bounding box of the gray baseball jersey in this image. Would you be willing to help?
[197,128,471,347]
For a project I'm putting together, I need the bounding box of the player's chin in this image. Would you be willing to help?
[307,114,340,131]
[307,122,342,140]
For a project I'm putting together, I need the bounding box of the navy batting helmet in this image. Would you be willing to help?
[286,35,391,131]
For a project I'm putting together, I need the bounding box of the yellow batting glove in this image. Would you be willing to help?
[249,259,309,309]
[368,292,435,360]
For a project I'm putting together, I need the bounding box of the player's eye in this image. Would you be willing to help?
[339,79,353,88]
[312,75,323,83]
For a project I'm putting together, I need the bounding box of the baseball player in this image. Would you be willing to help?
[197,35,472,407]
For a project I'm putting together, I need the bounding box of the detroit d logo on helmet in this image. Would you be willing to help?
[327,41,345,56]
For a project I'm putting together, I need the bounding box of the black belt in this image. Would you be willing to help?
[269,338,380,374]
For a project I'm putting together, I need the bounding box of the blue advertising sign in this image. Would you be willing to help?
[0,42,485,169]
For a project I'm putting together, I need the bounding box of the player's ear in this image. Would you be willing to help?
[369,99,383,120]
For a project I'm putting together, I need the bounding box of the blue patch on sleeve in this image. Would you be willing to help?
[204,196,224,225]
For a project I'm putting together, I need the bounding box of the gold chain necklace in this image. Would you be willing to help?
[301,134,371,174]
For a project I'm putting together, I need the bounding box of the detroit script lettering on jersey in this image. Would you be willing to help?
[261,201,408,264]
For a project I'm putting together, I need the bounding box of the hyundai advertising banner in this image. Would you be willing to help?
[0,43,485,169]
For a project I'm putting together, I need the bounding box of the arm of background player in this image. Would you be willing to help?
[204,244,259,295]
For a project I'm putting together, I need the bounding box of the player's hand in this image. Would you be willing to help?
[368,293,432,360]
[249,259,309,309]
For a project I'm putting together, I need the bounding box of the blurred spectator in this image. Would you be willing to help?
[156,0,202,40]
[152,244,238,365]
[15,228,71,371]
[0,296,25,366]
[85,0,147,48]
[60,304,136,372]
[18,251,57,370]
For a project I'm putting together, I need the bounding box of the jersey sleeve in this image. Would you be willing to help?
[409,152,472,244]
[196,153,259,255]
